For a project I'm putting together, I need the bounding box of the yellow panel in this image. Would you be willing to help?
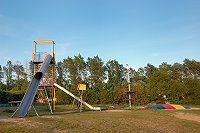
[171,105,185,109]
[79,84,86,90]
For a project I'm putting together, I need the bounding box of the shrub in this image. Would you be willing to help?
[0,90,25,103]
[56,89,73,104]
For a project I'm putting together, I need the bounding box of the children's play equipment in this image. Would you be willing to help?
[54,83,101,111]
[126,64,132,109]
[11,40,100,118]
[72,84,87,111]
[32,40,56,113]
[114,83,149,107]
[14,53,53,117]
[113,64,148,109]
[145,104,191,110]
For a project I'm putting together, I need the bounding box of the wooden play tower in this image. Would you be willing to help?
[32,40,56,111]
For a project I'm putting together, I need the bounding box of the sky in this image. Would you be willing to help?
[0,0,200,70]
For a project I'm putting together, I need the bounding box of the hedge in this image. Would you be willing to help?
[0,91,24,103]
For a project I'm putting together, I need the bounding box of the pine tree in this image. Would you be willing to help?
[3,61,13,90]
[87,56,106,91]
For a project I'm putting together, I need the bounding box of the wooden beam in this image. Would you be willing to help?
[33,40,54,42]
[36,42,54,44]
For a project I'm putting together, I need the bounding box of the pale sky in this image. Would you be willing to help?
[0,0,200,70]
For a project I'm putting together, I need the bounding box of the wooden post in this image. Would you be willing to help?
[127,64,131,109]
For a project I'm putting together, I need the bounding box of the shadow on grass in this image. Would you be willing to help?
[25,108,96,117]
[1,104,106,118]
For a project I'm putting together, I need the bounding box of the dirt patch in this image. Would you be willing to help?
[105,110,131,112]
[173,112,200,123]
[41,115,63,119]
[0,116,9,119]
[191,108,200,110]
[0,117,38,126]
[0,117,63,133]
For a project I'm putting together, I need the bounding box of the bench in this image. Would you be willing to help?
[8,101,21,106]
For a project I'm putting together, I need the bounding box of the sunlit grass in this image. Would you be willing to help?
[0,104,200,133]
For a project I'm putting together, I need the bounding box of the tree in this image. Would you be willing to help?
[0,65,3,82]
[56,61,64,86]
[114,60,121,88]
[147,70,171,101]
[183,77,200,104]
[63,56,79,90]
[106,60,115,89]
[13,62,25,89]
[0,65,3,90]
[74,54,87,82]
[87,56,106,91]
[159,62,171,73]
[168,79,185,103]
[3,61,13,90]
[183,59,200,78]
[170,63,183,81]
[144,63,157,79]
[21,79,29,92]
[137,67,146,81]
[106,60,121,89]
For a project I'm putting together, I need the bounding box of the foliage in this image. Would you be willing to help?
[3,61,13,90]
[0,65,3,83]
[87,56,106,91]
[146,60,200,104]
[106,60,122,89]
[62,54,86,90]
[56,89,73,104]
[0,90,24,103]
[13,63,25,88]
[0,54,200,105]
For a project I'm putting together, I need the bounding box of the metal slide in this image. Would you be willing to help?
[16,54,53,117]
[54,83,101,111]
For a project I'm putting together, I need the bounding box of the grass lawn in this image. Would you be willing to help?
[0,104,200,133]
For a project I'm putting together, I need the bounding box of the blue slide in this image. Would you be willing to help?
[16,54,52,117]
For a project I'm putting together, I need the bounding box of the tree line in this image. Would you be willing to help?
[0,54,200,105]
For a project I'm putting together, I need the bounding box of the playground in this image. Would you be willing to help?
[0,104,200,132]
[0,40,200,132]
[1,0,200,132]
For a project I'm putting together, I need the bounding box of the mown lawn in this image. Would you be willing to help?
[0,104,200,133]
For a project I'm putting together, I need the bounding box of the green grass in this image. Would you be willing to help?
[0,104,200,133]
[187,105,200,108]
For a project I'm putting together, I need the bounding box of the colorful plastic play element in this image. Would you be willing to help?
[146,104,191,110]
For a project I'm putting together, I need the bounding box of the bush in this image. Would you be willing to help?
[0,91,12,103]
[83,89,99,104]
[0,91,25,103]
[179,99,200,105]
[56,89,73,104]
[99,89,118,104]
